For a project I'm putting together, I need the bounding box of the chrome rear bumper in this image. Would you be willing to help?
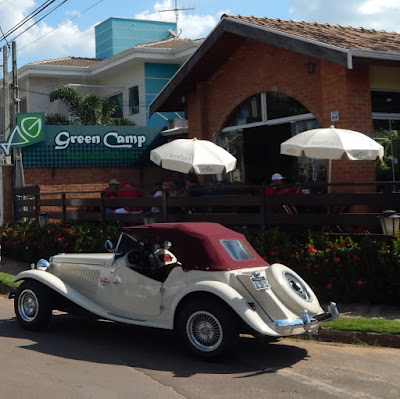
[273,302,339,331]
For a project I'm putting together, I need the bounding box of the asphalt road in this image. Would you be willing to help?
[1,296,399,399]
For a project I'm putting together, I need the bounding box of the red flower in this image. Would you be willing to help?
[325,283,333,289]
[356,280,367,286]
[270,251,276,256]
[333,257,341,263]
[307,244,317,253]
[352,255,360,261]
[313,264,320,269]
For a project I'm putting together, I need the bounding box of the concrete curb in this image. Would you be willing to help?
[300,328,400,348]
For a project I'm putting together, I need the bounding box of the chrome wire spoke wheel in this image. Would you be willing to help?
[18,289,39,322]
[186,311,223,352]
[283,271,312,301]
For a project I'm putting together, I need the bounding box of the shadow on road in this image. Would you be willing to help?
[0,313,308,377]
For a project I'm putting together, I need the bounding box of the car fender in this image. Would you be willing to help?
[13,270,113,321]
[169,280,280,336]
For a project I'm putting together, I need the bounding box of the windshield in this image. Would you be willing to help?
[220,239,255,261]
[115,233,142,257]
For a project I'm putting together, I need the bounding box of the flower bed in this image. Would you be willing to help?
[245,228,400,305]
[1,221,399,304]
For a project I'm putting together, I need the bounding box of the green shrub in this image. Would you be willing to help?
[1,222,399,304]
[245,228,400,305]
[0,221,121,263]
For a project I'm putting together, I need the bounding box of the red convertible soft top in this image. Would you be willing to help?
[123,222,266,271]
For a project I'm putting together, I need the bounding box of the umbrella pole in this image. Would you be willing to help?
[328,159,332,194]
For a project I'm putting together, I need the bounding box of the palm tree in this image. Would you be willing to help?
[44,113,69,125]
[48,86,135,126]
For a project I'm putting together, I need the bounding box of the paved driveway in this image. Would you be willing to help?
[1,297,399,399]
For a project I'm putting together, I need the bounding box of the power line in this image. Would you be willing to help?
[13,0,69,41]
[0,0,63,43]
[0,24,9,46]
[18,0,104,52]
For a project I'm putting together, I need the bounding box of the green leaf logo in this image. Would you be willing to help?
[0,113,45,155]
[20,116,43,140]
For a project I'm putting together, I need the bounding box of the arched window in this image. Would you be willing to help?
[216,92,322,184]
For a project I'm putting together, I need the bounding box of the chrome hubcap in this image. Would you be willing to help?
[187,311,223,352]
[18,289,39,322]
[284,272,312,301]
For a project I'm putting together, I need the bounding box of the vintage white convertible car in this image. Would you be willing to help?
[12,222,338,358]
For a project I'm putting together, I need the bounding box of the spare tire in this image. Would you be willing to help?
[265,263,321,315]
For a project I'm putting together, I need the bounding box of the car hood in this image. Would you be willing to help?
[52,253,114,266]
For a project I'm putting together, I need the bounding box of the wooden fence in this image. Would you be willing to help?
[14,182,400,233]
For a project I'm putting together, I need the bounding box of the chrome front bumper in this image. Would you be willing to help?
[273,302,339,332]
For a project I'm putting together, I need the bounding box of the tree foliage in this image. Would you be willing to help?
[47,86,135,126]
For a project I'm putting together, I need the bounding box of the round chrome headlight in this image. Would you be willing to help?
[36,259,50,271]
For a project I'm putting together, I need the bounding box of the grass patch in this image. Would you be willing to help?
[0,272,19,289]
[324,317,400,335]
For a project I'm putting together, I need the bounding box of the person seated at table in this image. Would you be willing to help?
[103,178,120,213]
[265,173,297,194]
[265,173,297,213]
[151,180,178,214]
[114,180,145,214]
[183,173,202,197]
[182,173,205,213]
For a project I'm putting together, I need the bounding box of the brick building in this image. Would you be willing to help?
[150,15,400,188]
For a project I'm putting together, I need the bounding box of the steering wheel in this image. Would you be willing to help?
[127,249,144,266]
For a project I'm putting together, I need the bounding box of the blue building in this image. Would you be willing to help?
[95,18,178,59]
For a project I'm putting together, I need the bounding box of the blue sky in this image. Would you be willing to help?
[1,0,400,68]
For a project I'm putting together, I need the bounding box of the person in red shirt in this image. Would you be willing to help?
[114,180,145,214]
[265,173,296,213]
[103,179,120,213]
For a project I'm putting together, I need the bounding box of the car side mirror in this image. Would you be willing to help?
[105,240,114,252]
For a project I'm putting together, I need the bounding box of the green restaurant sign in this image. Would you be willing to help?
[4,114,164,168]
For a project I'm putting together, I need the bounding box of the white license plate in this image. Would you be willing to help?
[251,275,270,290]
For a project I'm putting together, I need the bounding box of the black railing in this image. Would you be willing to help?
[14,182,400,232]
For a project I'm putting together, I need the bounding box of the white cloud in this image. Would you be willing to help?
[288,0,400,32]
[17,21,94,63]
[134,0,221,39]
[358,0,400,15]
[0,0,95,66]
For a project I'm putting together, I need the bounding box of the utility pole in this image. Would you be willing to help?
[0,45,11,226]
[159,0,194,35]
[11,41,19,125]
[12,40,24,188]
[2,45,10,141]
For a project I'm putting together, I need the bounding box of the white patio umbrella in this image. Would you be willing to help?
[150,138,237,175]
[280,125,384,184]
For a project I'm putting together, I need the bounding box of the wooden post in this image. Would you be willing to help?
[260,184,266,229]
[162,190,168,222]
[62,193,66,223]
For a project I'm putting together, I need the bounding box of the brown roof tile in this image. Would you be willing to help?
[29,56,101,67]
[225,14,400,54]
